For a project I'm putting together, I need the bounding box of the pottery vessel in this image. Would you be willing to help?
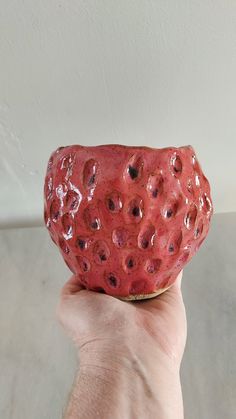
[44,144,213,300]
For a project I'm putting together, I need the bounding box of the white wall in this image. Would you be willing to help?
[0,0,235,226]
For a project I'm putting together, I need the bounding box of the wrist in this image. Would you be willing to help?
[78,334,180,377]
[77,339,183,419]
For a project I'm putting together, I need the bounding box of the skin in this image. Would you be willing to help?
[57,270,187,419]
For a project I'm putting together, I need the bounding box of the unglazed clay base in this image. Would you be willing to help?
[117,285,171,301]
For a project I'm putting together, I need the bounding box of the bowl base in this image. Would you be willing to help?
[117,285,171,301]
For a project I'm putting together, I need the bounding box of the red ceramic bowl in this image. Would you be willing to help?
[44,144,213,300]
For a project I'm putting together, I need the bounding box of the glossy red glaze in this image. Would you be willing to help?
[44,144,213,299]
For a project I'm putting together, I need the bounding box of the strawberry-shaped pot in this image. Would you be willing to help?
[44,144,213,300]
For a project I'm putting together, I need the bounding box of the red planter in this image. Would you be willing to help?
[44,144,213,300]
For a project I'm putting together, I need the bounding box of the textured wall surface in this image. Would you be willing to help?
[0,213,235,418]
[0,1,236,226]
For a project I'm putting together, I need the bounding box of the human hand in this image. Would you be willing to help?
[57,271,186,419]
[58,271,186,366]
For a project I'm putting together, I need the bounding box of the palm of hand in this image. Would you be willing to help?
[58,271,186,368]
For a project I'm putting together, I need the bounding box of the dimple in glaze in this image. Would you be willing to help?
[44,144,213,300]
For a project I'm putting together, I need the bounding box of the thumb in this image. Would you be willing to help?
[56,275,85,328]
[60,275,85,297]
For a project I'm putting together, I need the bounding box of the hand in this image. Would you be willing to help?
[57,271,187,419]
[57,271,186,366]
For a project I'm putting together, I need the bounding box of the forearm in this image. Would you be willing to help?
[64,344,184,419]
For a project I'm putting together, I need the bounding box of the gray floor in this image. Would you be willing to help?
[0,213,235,419]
